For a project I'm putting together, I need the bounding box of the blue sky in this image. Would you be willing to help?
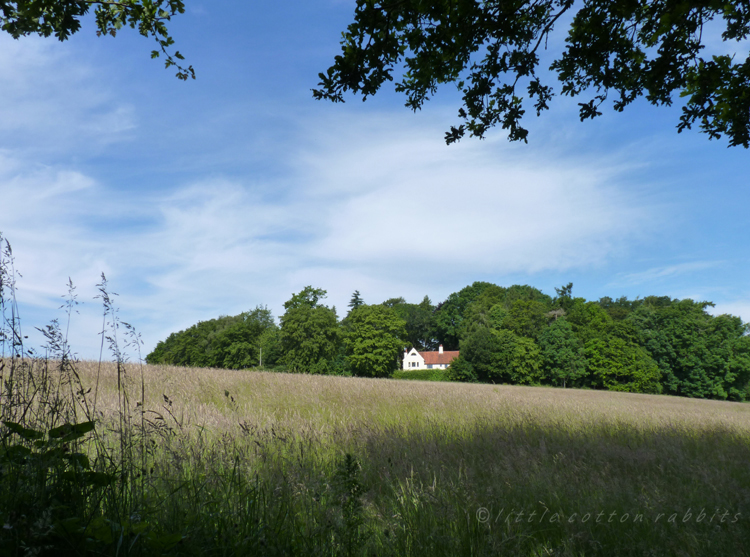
[1,1,748,360]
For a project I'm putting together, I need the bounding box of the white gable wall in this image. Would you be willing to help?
[402,348,425,370]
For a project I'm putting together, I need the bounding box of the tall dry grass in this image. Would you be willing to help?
[81,360,750,436]
[68,361,750,556]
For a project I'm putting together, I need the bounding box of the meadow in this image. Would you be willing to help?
[3,357,748,556]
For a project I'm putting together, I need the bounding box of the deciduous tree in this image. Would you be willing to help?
[538,318,587,388]
[0,0,193,79]
[343,304,407,378]
[584,335,662,394]
[500,299,549,340]
[146,306,278,369]
[446,355,478,382]
[315,0,750,146]
[460,327,541,384]
[627,299,750,399]
[433,281,497,349]
[383,295,438,351]
[280,286,340,374]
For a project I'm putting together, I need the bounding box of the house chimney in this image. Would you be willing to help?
[439,344,443,354]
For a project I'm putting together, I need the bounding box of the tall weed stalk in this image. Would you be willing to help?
[0,236,183,555]
[0,235,105,555]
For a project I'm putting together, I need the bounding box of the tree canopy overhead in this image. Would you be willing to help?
[0,0,193,79]
[314,0,750,147]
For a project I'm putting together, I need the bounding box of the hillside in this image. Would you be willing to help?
[58,361,750,555]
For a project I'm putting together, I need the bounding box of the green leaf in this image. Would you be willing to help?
[145,532,184,551]
[127,521,150,535]
[49,420,96,441]
[0,444,32,463]
[64,452,91,470]
[2,421,44,440]
[55,516,83,535]
[86,516,114,544]
[62,470,115,487]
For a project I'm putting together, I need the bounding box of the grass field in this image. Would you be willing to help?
[392,368,450,382]
[3,360,750,555]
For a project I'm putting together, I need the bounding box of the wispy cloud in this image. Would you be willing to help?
[612,261,723,287]
[299,115,654,278]
[0,35,137,156]
[3,109,662,358]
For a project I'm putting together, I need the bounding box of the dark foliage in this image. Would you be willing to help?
[315,0,750,147]
[0,0,194,80]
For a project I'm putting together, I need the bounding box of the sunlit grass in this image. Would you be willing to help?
[393,368,451,382]
[62,360,750,556]
[82,360,750,431]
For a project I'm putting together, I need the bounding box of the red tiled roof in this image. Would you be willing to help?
[420,350,459,365]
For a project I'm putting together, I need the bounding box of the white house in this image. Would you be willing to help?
[402,344,459,370]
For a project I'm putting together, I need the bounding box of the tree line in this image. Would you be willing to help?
[146,282,750,401]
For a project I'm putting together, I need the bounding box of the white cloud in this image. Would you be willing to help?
[0,29,690,360]
[711,300,750,325]
[2,113,662,358]
[0,35,137,154]
[296,115,655,276]
[613,261,723,287]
